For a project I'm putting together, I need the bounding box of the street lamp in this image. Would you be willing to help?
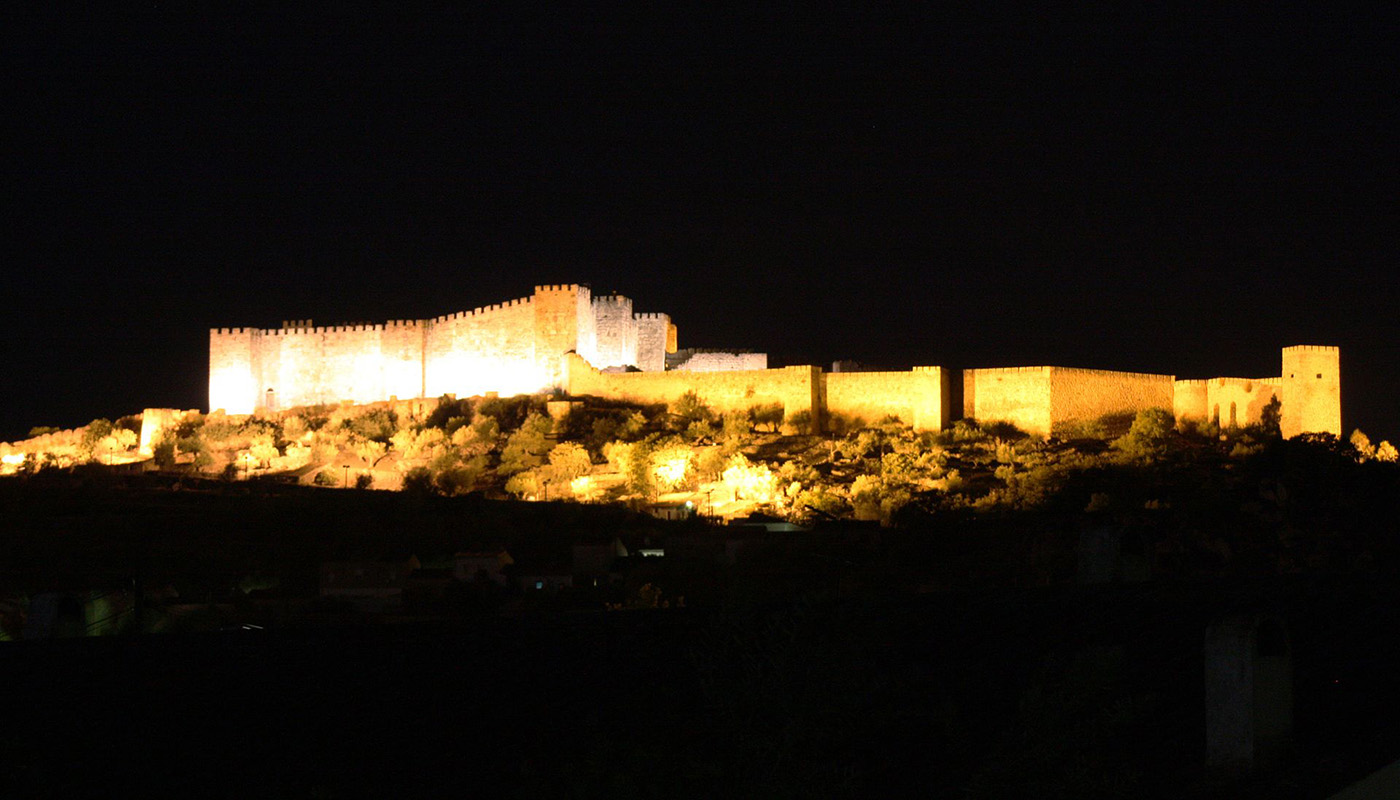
[342,464,350,488]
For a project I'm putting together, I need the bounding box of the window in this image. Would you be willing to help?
[535,581,544,590]
[1316,373,1323,379]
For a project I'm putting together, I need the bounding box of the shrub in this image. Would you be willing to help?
[749,403,785,433]
[313,469,339,487]
[423,395,475,431]
[1113,408,1175,461]
[669,391,713,426]
[152,435,177,469]
[354,473,374,490]
[402,466,434,494]
[477,396,542,432]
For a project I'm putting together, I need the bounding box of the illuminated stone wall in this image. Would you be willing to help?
[137,407,200,456]
[209,328,259,415]
[1049,368,1175,436]
[965,366,1172,438]
[1281,345,1341,438]
[565,354,821,425]
[591,294,637,369]
[824,368,948,431]
[635,313,674,373]
[210,284,677,413]
[1173,379,1210,424]
[1210,377,1280,429]
[963,367,1054,436]
[668,350,769,372]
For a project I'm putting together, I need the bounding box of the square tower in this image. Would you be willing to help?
[532,284,593,390]
[1280,345,1341,439]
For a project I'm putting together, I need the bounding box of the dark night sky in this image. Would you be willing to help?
[3,6,1396,442]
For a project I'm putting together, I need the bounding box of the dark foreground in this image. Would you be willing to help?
[4,583,1400,799]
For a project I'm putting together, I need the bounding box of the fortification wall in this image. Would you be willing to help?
[564,353,820,424]
[1281,345,1341,438]
[964,367,1053,436]
[668,350,769,372]
[209,328,259,414]
[256,324,392,409]
[424,295,539,398]
[824,368,948,431]
[380,320,426,401]
[1202,377,1280,429]
[533,284,590,390]
[138,407,200,456]
[591,294,637,369]
[635,313,673,373]
[1173,379,1210,423]
[1049,367,1175,436]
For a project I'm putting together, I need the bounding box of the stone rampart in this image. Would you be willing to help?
[1049,367,1175,436]
[964,367,1054,436]
[668,350,769,372]
[564,353,820,425]
[1201,377,1280,429]
[425,295,539,398]
[1173,379,1210,423]
[825,367,948,432]
[591,294,637,369]
[634,313,673,373]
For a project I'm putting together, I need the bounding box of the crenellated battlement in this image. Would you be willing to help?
[534,283,580,293]
[633,312,669,320]
[1283,344,1339,354]
[211,327,256,336]
[592,294,633,306]
[968,365,1052,375]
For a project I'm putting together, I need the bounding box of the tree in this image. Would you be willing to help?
[152,435,177,469]
[1259,395,1282,438]
[547,442,592,482]
[1113,408,1175,461]
[80,418,114,459]
[499,413,552,475]
[670,391,713,426]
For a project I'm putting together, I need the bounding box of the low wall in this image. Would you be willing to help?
[1173,379,1210,423]
[564,354,820,425]
[824,368,948,431]
[668,351,769,372]
[1206,377,1280,429]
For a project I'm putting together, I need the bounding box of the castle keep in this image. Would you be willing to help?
[210,285,1341,439]
[209,285,677,415]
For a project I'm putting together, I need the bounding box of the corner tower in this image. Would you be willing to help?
[532,284,594,390]
[1280,345,1341,439]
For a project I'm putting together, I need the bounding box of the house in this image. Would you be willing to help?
[571,536,629,587]
[453,549,513,587]
[319,555,420,613]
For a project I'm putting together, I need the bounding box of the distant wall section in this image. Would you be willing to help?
[565,354,821,426]
[667,350,768,372]
[1049,368,1174,437]
[825,368,949,431]
[964,367,1054,437]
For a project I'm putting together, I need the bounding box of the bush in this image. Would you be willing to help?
[152,435,177,469]
[477,396,543,432]
[1113,408,1176,461]
[313,469,340,487]
[423,395,475,431]
[402,466,434,494]
[354,473,374,490]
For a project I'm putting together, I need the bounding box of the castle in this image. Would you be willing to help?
[210,284,1341,439]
